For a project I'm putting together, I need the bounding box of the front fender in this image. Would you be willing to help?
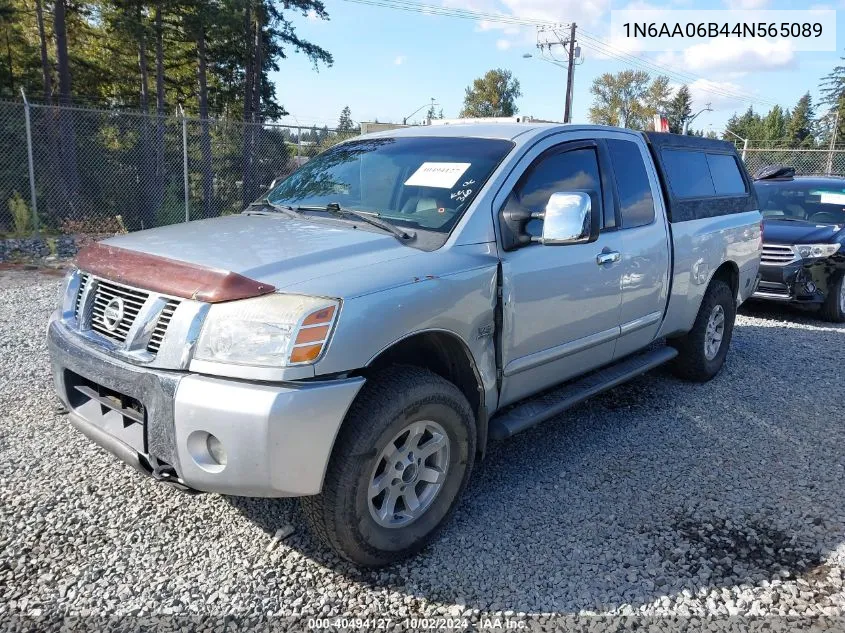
[313,246,500,417]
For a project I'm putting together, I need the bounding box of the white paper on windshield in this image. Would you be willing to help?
[404,162,471,189]
[816,191,845,205]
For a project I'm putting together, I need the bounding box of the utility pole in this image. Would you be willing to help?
[535,24,581,123]
[564,23,577,124]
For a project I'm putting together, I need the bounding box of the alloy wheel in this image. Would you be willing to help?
[704,304,725,361]
[368,420,450,528]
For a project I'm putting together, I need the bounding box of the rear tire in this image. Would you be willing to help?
[820,273,845,323]
[301,366,476,567]
[669,278,736,382]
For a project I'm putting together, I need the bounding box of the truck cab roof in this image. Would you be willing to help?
[359,122,646,143]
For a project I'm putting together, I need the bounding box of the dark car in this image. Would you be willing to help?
[753,167,845,321]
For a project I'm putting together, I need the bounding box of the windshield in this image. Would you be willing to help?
[265,136,514,234]
[755,180,845,225]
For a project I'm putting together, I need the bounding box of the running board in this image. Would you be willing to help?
[488,346,678,441]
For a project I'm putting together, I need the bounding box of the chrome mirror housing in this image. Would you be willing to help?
[538,192,594,245]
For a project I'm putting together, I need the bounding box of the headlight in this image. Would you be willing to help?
[795,243,841,259]
[194,293,339,367]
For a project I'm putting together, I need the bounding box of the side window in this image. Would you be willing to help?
[661,149,715,198]
[508,147,603,237]
[661,148,747,199]
[706,153,746,195]
[607,139,655,228]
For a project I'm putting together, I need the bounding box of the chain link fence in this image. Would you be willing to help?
[5,100,845,239]
[742,147,845,180]
[0,99,353,237]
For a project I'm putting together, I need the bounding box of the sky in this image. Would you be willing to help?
[267,0,845,136]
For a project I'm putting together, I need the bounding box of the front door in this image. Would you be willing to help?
[499,141,624,407]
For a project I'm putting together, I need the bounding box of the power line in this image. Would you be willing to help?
[339,0,779,109]
[341,0,560,27]
[575,30,778,107]
[575,39,775,108]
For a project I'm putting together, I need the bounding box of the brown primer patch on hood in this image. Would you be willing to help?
[77,242,275,303]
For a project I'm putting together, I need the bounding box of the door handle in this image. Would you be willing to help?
[596,250,621,266]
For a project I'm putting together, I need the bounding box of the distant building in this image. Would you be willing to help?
[360,122,409,135]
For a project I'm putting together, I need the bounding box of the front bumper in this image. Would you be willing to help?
[48,314,365,497]
[753,261,833,304]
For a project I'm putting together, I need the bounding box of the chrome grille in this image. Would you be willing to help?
[147,299,180,353]
[75,273,90,320]
[69,272,187,358]
[89,280,149,344]
[761,243,798,266]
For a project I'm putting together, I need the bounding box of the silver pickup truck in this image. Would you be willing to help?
[48,123,761,566]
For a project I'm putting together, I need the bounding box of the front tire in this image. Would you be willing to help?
[820,272,845,323]
[669,278,736,382]
[301,366,476,566]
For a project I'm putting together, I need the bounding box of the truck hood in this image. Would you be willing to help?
[762,218,844,245]
[100,214,416,293]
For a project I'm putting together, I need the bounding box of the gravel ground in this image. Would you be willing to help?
[1,269,844,630]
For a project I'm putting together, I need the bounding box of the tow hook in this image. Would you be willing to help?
[144,455,203,495]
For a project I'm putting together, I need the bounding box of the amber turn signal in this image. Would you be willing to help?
[290,344,323,363]
[288,303,338,365]
[302,305,335,326]
[295,324,330,345]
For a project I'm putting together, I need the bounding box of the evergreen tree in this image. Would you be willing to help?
[667,85,692,134]
[762,105,788,141]
[786,92,815,147]
[423,104,443,120]
[0,0,333,116]
[725,106,764,141]
[818,58,845,146]
[337,105,353,132]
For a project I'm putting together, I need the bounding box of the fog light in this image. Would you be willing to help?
[805,282,817,294]
[206,434,227,466]
[187,430,227,473]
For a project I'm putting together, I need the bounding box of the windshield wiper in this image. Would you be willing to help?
[246,199,300,216]
[296,203,415,241]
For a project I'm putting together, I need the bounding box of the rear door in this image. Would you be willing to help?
[604,136,672,359]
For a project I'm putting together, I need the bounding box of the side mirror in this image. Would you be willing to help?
[538,192,598,245]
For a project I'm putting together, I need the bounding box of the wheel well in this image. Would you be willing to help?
[711,261,739,299]
[366,332,487,455]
